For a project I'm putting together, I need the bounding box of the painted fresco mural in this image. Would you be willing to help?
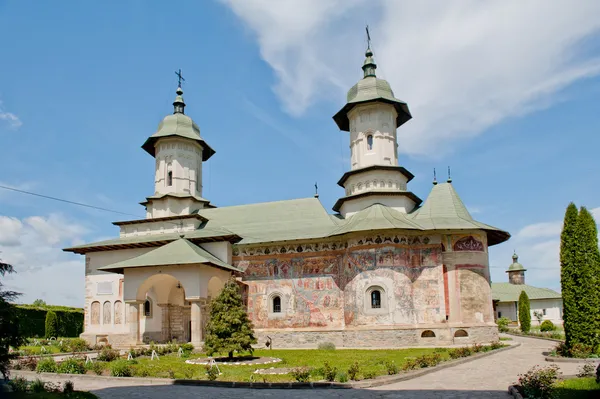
[457,265,493,323]
[234,235,443,329]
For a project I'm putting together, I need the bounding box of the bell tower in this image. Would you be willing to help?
[140,80,216,218]
[332,35,421,217]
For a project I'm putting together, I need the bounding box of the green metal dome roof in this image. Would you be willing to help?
[507,252,526,272]
[333,47,411,131]
[142,87,215,161]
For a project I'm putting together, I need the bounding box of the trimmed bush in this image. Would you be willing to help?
[85,361,105,375]
[36,357,57,373]
[205,365,219,381]
[384,360,399,375]
[347,362,360,380]
[321,361,337,381]
[45,311,58,338]
[317,342,336,351]
[290,367,311,382]
[57,358,85,374]
[518,364,559,399]
[496,317,511,333]
[110,360,133,377]
[68,338,90,352]
[97,347,120,362]
[518,291,531,333]
[540,320,555,332]
[16,304,84,338]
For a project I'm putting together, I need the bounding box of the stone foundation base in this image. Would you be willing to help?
[254,325,498,349]
[80,333,134,348]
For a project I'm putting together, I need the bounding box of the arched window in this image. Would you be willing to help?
[454,329,468,338]
[371,290,381,309]
[144,299,152,318]
[272,296,281,313]
[167,171,173,186]
[367,135,373,150]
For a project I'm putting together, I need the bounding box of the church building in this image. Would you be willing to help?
[64,44,510,349]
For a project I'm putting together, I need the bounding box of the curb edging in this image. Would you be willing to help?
[544,356,600,364]
[508,385,523,399]
[9,343,520,390]
[506,332,563,343]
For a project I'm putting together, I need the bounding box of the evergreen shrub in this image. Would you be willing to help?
[496,317,511,333]
[540,320,555,332]
[45,311,58,338]
[518,291,531,333]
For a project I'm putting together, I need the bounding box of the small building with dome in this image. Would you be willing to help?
[64,41,513,349]
[492,252,563,325]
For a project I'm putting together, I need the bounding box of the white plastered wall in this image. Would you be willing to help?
[340,195,416,217]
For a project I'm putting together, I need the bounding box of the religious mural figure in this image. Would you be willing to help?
[90,301,100,325]
[103,301,111,324]
[114,301,123,324]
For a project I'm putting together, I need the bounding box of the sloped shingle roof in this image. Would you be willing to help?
[492,283,562,302]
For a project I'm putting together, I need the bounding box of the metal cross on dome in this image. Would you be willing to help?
[366,25,371,48]
[175,69,185,88]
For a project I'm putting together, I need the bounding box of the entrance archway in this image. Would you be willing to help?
[137,274,190,343]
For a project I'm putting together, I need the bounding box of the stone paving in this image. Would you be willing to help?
[13,335,582,399]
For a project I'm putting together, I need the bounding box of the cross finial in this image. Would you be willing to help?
[366,25,371,49]
[447,166,452,183]
[175,69,185,88]
[433,168,438,185]
[314,182,319,198]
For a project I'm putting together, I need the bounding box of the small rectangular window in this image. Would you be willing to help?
[498,311,502,318]
[542,309,547,316]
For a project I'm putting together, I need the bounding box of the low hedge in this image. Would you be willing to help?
[16,304,84,338]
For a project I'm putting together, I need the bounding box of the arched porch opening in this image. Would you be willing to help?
[136,273,191,343]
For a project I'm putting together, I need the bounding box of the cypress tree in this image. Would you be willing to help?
[204,279,257,359]
[574,207,600,351]
[560,203,579,349]
[45,310,58,338]
[518,290,531,333]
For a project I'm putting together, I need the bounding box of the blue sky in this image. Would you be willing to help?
[1,0,600,306]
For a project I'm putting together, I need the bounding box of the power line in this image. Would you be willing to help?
[0,184,143,218]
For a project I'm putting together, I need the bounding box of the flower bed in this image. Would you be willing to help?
[11,342,507,383]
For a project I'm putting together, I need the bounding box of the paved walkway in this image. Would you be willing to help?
[13,335,585,398]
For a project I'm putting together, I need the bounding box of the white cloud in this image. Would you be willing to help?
[0,213,88,306]
[517,222,562,239]
[490,206,600,292]
[0,100,21,129]
[223,0,600,156]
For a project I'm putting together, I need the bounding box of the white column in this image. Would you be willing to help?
[126,300,142,344]
[189,299,205,347]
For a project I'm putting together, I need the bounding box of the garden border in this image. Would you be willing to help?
[506,332,563,343]
[10,342,520,389]
[544,356,600,364]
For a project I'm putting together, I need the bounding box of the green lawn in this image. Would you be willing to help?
[554,377,600,398]
[18,346,63,356]
[128,347,450,382]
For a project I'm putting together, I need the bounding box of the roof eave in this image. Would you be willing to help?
[141,135,215,161]
[333,190,423,213]
[332,99,412,131]
[337,165,415,187]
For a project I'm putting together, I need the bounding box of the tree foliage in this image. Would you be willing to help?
[560,202,579,348]
[560,203,600,353]
[203,279,257,359]
[519,290,531,333]
[32,299,47,307]
[45,310,58,338]
[573,207,600,350]
[0,261,25,378]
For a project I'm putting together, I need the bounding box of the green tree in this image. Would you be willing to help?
[32,299,47,307]
[519,290,531,333]
[203,279,257,359]
[573,207,600,351]
[560,202,579,348]
[45,310,58,338]
[0,260,25,378]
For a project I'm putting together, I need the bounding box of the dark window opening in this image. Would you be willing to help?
[144,299,151,317]
[371,290,381,309]
[367,135,373,150]
[273,296,281,313]
[167,171,173,186]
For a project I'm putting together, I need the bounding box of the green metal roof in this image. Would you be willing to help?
[507,252,526,272]
[63,226,240,254]
[197,198,337,245]
[410,182,510,246]
[141,88,215,160]
[492,283,561,302]
[331,204,421,236]
[139,192,212,206]
[97,238,240,273]
[333,48,411,131]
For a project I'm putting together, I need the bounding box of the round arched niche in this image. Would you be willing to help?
[421,330,436,338]
[454,329,469,338]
